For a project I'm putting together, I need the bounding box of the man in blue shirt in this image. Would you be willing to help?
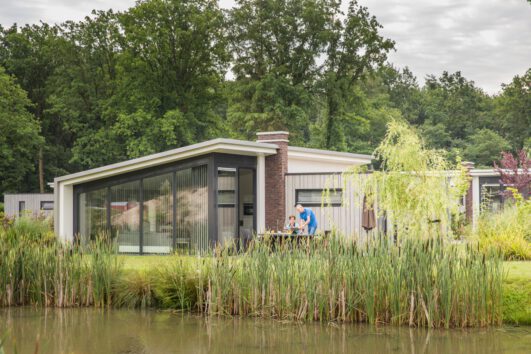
[296,204,318,235]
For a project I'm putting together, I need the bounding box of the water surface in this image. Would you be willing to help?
[1,308,529,353]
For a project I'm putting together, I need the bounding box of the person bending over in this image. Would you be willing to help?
[296,204,318,235]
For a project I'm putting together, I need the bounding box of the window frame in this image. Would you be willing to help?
[295,188,343,207]
[40,200,54,211]
[18,200,26,216]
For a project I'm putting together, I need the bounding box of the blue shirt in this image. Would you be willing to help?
[299,208,317,228]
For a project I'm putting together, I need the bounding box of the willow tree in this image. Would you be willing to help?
[344,120,469,239]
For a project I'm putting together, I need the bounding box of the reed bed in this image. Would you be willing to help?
[0,218,505,328]
[0,219,121,307]
[203,236,504,328]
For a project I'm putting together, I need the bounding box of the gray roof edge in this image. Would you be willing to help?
[54,138,278,183]
[288,146,374,160]
[3,193,54,196]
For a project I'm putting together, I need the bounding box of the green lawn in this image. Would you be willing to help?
[119,254,196,271]
[502,261,531,325]
[505,261,531,280]
[120,255,531,279]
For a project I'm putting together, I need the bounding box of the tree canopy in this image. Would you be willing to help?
[0,0,528,196]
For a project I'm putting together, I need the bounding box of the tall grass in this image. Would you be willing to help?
[472,198,531,260]
[0,217,121,307]
[202,235,504,328]
[0,218,505,327]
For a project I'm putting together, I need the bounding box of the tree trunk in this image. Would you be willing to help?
[38,147,45,193]
[325,92,338,149]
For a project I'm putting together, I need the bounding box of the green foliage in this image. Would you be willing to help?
[113,271,155,309]
[0,66,43,193]
[494,68,531,150]
[346,120,468,239]
[502,279,531,325]
[0,221,122,307]
[464,129,511,168]
[471,195,531,260]
[114,109,193,158]
[318,1,395,150]
[0,0,529,197]
[203,235,504,328]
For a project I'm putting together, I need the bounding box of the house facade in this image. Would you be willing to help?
[53,132,372,253]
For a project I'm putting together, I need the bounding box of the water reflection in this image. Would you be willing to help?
[1,308,529,354]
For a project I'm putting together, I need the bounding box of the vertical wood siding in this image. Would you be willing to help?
[4,194,54,218]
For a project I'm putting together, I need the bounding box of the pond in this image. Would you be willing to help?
[1,308,530,353]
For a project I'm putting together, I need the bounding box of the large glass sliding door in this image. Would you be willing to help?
[215,166,256,246]
[110,181,141,253]
[78,188,107,245]
[143,173,173,254]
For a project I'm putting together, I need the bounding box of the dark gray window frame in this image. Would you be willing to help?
[18,200,26,216]
[73,153,257,253]
[211,153,257,247]
[479,176,505,210]
[40,200,54,210]
[295,188,343,207]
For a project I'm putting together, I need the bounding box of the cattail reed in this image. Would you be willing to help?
[200,234,504,328]
[1,218,505,328]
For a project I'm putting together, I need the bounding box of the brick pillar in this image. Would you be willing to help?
[256,131,289,231]
[462,161,475,223]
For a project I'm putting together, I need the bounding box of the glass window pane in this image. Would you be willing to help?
[40,201,54,211]
[296,189,342,205]
[78,188,107,246]
[482,184,503,213]
[176,165,209,252]
[143,173,173,254]
[111,181,140,253]
[217,168,236,245]
[18,201,26,217]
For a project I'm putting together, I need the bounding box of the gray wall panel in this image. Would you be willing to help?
[4,194,54,218]
[285,174,371,239]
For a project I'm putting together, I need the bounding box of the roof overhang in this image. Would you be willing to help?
[55,138,278,186]
[470,168,530,177]
[287,146,373,165]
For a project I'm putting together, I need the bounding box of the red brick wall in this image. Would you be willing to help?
[257,132,289,230]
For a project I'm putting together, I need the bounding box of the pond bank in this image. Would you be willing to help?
[1,307,530,354]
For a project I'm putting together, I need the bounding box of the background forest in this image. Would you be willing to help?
[0,0,529,196]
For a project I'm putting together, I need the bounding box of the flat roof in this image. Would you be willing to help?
[55,138,278,185]
[288,146,373,161]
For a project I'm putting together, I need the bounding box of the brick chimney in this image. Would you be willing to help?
[256,131,289,231]
[462,161,475,223]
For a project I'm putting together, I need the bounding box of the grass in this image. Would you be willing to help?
[502,261,531,325]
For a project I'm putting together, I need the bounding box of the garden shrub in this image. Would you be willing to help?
[473,195,531,260]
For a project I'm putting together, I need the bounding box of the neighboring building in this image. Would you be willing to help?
[469,168,515,222]
[4,194,54,218]
[53,132,373,254]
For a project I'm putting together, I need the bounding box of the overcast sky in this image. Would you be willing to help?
[1,0,530,94]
